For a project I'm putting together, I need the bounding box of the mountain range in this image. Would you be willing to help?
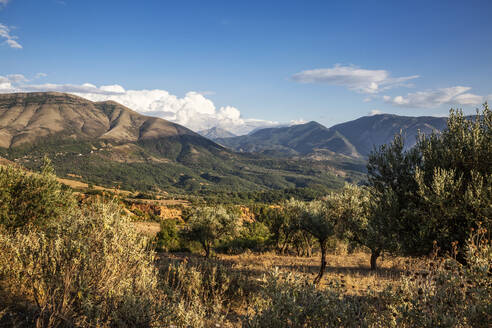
[0,92,356,193]
[216,114,448,158]
[0,92,452,194]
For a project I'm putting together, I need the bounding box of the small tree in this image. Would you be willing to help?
[286,199,335,284]
[183,206,240,257]
[366,133,424,258]
[264,204,315,256]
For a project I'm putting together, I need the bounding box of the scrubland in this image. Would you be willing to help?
[0,106,490,327]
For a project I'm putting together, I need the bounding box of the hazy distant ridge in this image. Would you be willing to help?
[217,114,448,158]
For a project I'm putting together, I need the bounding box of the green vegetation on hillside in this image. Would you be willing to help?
[1,137,362,195]
[0,92,364,195]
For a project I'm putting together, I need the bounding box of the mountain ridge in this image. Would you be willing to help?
[0,92,206,148]
[217,114,448,158]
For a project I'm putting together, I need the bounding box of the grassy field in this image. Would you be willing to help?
[158,250,421,295]
[155,248,430,327]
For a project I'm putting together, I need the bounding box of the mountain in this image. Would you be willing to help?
[329,114,448,156]
[198,127,236,140]
[0,92,217,149]
[217,115,448,158]
[0,92,356,193]
[217,121,360,158]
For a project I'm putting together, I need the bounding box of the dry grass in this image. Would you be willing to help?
[128,198,190,206]
[133,221,161,237]
[156,250,433,326]
[58,177,135,196]
[158,251,427,297]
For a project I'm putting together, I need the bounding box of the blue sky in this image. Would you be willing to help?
[1,0,491,133]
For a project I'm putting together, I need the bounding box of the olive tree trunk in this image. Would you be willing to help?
[314,240,327,285]
[370,249,380,270]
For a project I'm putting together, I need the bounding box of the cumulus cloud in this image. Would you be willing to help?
[0,0,9,6]
[384,86,484,108]
[75,88,279,135]
[292,64,419,94]
[0,75,279,135]
[0,23,22,49]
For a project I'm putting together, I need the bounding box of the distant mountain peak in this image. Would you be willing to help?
[304,121,326,128]
[198,126,237,140]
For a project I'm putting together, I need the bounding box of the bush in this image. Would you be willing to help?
[159,260,252,327]
[155,219,181,251]
[0,199,165,327]
[383,225,492,327]
[217,221,271,254]
[0,163,76,229]
[244,269,382,328]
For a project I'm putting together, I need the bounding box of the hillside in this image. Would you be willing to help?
[0,92,358,193]
[217,115,448,158]
[217,121,361,158]
[0,92,215,149]
[329,114,448,156]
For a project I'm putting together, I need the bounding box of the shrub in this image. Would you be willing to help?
[217,221,271,254]
[244,269,383,328]
[383,225,492,327]
[0,162,76,229]
[155,219,181,251]
[0,200,165,327]
[159,260,252,327]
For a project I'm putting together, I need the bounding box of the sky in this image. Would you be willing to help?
[1,0,491,134]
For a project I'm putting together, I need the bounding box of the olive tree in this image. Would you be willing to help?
[183,206,240,257]
[285,199,335,284]
[366,104,491,263]
[414,104,491,259]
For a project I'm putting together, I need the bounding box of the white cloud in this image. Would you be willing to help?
[368,109,383,116]
[292,64,419,94]
[0,0,9,6]
[0,76,279,135]
[0,76,12,90]
[289,119,308,125]
[384,86,484,108]
[76,88,279,135]
[6,74,28,83]
[0,23,22,49]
